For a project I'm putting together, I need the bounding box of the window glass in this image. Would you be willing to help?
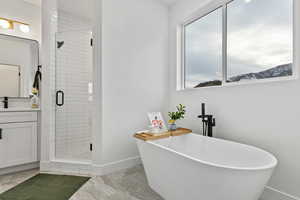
[227,0,293,82]
[184,8,223,88]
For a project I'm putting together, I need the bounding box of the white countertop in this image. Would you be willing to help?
[0,108,41,112]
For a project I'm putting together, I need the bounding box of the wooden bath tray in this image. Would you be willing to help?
[134,128,192,141]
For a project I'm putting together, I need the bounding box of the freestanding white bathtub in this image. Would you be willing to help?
[136,133,277,200]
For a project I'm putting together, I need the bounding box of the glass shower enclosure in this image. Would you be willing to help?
[55,30,93,163]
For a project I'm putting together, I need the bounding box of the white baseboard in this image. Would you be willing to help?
[261,186,300,200]
[0,162,39,175]
[40,156,141,176]
[40,160,92,175]
[93,156,141,175]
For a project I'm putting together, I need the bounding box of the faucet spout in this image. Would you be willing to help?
[2,97,8,109]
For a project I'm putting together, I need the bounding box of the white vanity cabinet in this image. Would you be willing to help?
[0,111,38,169]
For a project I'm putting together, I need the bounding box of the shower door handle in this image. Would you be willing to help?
[56,90,64,106]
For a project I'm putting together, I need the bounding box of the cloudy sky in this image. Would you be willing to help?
[185,0,293,88]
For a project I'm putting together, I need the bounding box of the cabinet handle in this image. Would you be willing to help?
[0,128,2,140]
[56,90,64,107]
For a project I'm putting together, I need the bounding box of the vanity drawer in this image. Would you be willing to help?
[0,112,37,124]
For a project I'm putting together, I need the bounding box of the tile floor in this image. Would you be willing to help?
[0,165,163,200]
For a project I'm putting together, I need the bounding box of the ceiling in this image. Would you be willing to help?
[19,0,180,21]
[56,0,179,20]
[23,0,41,6]
[21,0,93,20]
[21,0,180,7]
[160,0,181,5]
[20,0,180,19]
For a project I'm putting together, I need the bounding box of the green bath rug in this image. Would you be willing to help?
[0,174,90,200]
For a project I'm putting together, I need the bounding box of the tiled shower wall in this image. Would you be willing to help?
[54,11,93,162]
[58,11,92,32]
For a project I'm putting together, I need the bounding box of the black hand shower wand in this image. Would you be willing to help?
[202,103,207,136]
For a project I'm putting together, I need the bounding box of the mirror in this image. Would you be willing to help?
[0,64,20,97]
[0,34,39,98]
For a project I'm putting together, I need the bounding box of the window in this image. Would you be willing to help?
[182,0,294,89]
[184,8,223,88]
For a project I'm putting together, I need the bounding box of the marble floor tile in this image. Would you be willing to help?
[0,165,163,200]
[0,169,39,194]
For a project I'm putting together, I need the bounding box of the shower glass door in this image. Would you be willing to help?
[55,30,93,162]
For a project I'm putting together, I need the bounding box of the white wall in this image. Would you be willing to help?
[168,0,300,199]
[100,0,169,164]
[0,0,41,42]
[40,0,57,163]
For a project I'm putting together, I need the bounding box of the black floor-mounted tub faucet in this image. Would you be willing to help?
[198,103,215,137]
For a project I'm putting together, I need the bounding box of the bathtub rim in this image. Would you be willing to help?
[138,133,278,171]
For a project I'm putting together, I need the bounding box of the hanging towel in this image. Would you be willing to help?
[32,65,42,91]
